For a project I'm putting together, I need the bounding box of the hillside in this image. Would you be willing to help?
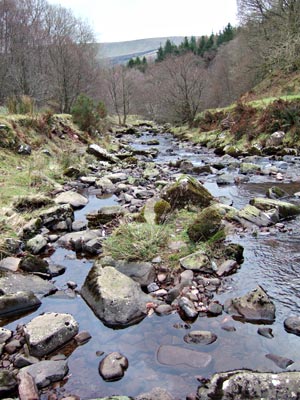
[99,36,186,64]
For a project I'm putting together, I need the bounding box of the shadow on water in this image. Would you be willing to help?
[3,131,300,399]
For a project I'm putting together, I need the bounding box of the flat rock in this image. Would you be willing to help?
[184,330,217,345]
[24,312,79,357]
[100,257,156,287]
[87,144,119,163]
[81,264,152,328]
[0,291,41,317]
[19,360,68,388]
[157,345,212,369]
[54,191,88,209]
[224,286,276,323]
[238,205,279,227]
[86,205,125,227]
[58,229,102,249]
[0,272,56,296]
[180,251,212,273]
[217,260,238,277]
[0,257,20,272]
[18,371,39,400]
[250,198,300,219]
[99,352,128,381]
[198,370,300,399]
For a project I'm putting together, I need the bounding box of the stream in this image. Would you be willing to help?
[3,128,300,399]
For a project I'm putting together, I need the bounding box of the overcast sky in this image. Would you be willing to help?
[48,0,238,43]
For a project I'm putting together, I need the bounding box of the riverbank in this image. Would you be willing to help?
[1,113,300,399]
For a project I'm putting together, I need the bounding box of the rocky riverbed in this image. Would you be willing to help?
[1,124,300,399]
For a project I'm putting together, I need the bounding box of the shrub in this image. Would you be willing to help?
[103,222,169,261]
[230,101,257,141]
[6,95,35,114]
[72,94,106,133]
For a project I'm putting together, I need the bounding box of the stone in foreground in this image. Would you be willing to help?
[81,265,152,328]
[224,286,275,323]
[24,313,79,357]
[197,370,300,399]
[19,360,68,388]
[0,370,17,397]
[157,345,212,369]
[99,352,128,381]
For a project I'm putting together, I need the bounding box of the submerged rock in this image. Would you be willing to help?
[0,272,56,296]
[81,264,152,328]
[184,331,217,345]
[24,313,79,357]
[265,353,294,369]
[224,286,276,323]
[136,387,174,400]
[157,345,212,369]
[99,352,128,381]
[198,370,300,399]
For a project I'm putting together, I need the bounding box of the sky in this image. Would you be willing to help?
[48,0,238,43]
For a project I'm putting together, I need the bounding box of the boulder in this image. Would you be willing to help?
[266,186,288,199]
[19,255,50,275]
[99,352,128,381]
[216,174,235,185]
[86,205,125,227]
[179,297,198,319]
[105,172,127,183]
[239,163,260,174]
[99,257,156,287]
[81,264,152,328]
[180,251,212,273]
[58,229,102,250]
[249,198,300,219]
[26,234,48,255]
[0,291,41,317]
[0,272,56,296]
[95,177,115,193]
[238,204,279,227]
[266,131,285,147]
[24,313,79,357]
[198,370,300,399]
[38,204,74,230]
[19,360,68,388]
[157,345,212,369]
[0,257,20,272]
[87,144,119,163]
[54,191,88,209]
[161,176,213,209]
[217,260,239,277]
[224,286,276,323]
[187,205,223,242]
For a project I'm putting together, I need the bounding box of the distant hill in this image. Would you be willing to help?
[98,37,186,65]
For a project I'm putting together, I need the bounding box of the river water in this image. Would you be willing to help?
[3,129,300,399]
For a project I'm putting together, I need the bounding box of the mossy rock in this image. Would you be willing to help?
[250,198,300,219]
[266,186,288,199]
[0,125,20,149]
[240,163,261,174]
[63,166,81,178]
[13,195,54,213]
[161,176,213,210]
[187,205,223,242]
[154,199,171,224]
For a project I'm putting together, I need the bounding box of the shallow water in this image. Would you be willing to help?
[3,131,300,399]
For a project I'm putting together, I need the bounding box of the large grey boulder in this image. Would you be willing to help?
[0,272,56,296]
[224,286,276,323]
[87,144,119,163]
[81,264,152,328]
[238,204,279,227]
[24,313,79,357]
[54,191,88,209]
[99,257,156,287]
[198,370,300,399]
[19,360,68,388]
[0,291,41,317]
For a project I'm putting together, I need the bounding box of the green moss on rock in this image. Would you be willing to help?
[154,199,171,224]
[187,205,223,242]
